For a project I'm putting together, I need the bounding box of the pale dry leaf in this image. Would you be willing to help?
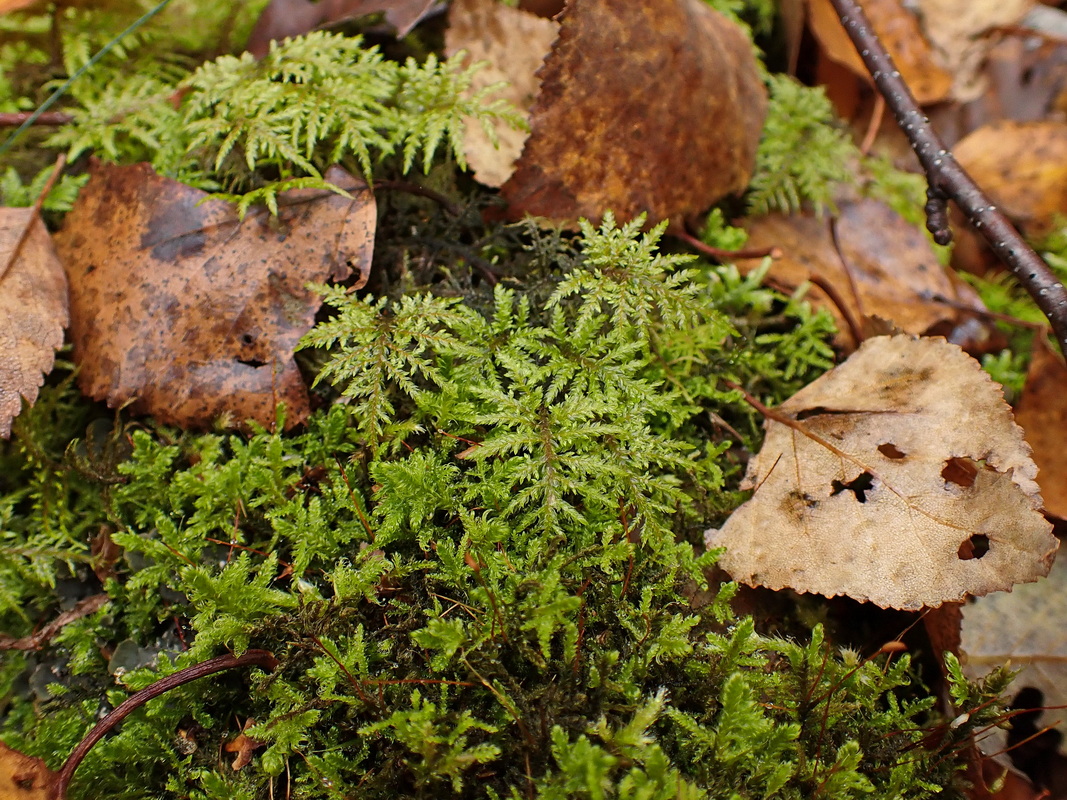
[962,549,1067,759]
[445,0,558,187]
[915,0,1036,102]
[0,207,69,438]
[737,199,988,350]
[497,0,766,225]
[705,335,1056,610]
[806,0,953,105]
[953,120,1067,236]
[1013,334,1067,520]
[53,161,375,431]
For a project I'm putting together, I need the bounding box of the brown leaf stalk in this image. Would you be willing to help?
[54,649,278,799]
[0,111,73,126]
[828,0,1067,358]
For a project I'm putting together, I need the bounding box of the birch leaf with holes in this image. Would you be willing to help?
[705,335,1056,610]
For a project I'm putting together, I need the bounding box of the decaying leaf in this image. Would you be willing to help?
[806,0,953,105]
[223,719,265,771]
[706,335,1056,610]
[1014,335,1067,520]
[915,0,1036,102]
[0,740,57,800]
[953,120,1067,237]
[53,161,375,431]
[737,199,989,350]
[246,0,438,56]
[962,549,1067,760]
[445,0,558,187]
[495,0,766,225]
[0,207,69,438]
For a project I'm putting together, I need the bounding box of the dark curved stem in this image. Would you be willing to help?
[54,650,278,799]
[828,0,1067,359]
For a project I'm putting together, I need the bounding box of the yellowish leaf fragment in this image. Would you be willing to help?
[706,335,1056,610]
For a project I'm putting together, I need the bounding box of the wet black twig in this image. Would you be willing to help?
[828,0,1067,358]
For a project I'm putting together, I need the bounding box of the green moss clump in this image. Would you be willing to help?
[0,3,1017,797]
[1,217,1007,799]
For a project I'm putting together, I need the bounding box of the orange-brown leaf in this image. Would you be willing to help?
[737,199,988,350]
[53,162,375,431]
[0,740,58,800]
[497,0,766,225]
[807,0,953,105]
[0,207,69,438]
[954,120,1067,237]
[1014,334,1067,520]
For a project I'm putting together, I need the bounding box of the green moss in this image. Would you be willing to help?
[0,217,1004,799]
[0,3,1018,797]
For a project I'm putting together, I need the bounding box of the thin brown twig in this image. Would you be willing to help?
[373,179,463,217]
[0,593,108,651]
[0,111,73,126]
[828,0,1067,359]
[859,93,885,155]
[672,227,782,260]
[55,650,278,798]
[923,292,1049,331]
[676,225,866,345]
[807,271,866,348]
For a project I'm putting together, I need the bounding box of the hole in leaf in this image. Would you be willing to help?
[241,333,255,345]
[878,443,906,459]
[942,457,983,488]
[958,533,990,560]
[830,472,875,503]
[237,358,267,368]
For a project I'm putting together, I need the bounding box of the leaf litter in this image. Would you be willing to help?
[0,205,68,439]
[706,335,1057,611]
[1014,333,1067,520]
[53,161,375,431]
[962,550,1067,765]
[736,198,991,350]
[447,0,767,225]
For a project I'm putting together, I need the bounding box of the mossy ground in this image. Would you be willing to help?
[0,1,1029,798]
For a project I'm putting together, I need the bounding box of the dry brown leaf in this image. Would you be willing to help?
[1014,334,1067,520]
[962,549,1067,762]
[246,0,437,56]
[705,335,1057,610]
[0,740,57,800]
[496,0,766,225]
[0,0,40,12]
[806,0,953,105]
[53,161,375,431]
[223,719,265,771]
[0,207,69,439]
[737,199,987,350]
[445,0,558,187]
[915,0,1036,102]
[954,120,1067,236]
